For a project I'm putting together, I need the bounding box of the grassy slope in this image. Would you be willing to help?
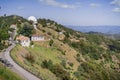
[11,31,120,80]
[11,37,82,80]
[11,43,62,80]
[8,15,120,80]
[11,33,120,80]
[0,63,24,80]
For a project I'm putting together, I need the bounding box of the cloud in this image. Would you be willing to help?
[39,0,79,9]
[110,0,120,13]
[112,7,120,12]
[17,6,24,10]
[90,3,101,7]
[110,0,120,6]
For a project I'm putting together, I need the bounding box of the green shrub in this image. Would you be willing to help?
[41,60,71,80]
[68,62,73,67]
[25,54,35,63]
[49,39,54,46]
[61,60,66,68]
[18,22,34,37]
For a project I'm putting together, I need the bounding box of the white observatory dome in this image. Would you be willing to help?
[28,16,37,23]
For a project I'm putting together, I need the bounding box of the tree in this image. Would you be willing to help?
[38,19,47,27]
[19,22,34,37]
[41,60,53,69]
[49,39,54,46]
[25,54,35,63]
[0,30,9,40]
[52,64,71,80]
[41,60,71,80]
[61,60,66,68]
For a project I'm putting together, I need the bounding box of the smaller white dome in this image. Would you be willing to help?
[28,16,37,22]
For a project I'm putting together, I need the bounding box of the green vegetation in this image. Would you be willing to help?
[0,20,10,50]
[11,44,63,80]
[25,53,35,63]
[0,63,24,80]
[71,41,104,60]
[36,18,120,80]
[49,39,54,46]
[1,15,119,80]
[74,62,120,80]
[18,22,34,37]
[0,15,27,50]
[41,60,71,80]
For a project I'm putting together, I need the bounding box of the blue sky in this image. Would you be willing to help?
[0,0,120,26]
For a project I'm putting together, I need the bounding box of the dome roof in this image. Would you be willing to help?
[28,16,37,22]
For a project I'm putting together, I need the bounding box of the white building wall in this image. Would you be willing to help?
[21,40,30,47]
[31,36,44,41]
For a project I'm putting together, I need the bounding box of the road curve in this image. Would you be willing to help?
[1,43,41,80]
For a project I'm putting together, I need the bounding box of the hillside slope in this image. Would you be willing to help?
[1,15,120,80]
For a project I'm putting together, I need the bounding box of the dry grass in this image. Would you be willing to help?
[11,44,62,80]
[11,37,80,79]
[54,39,79,71]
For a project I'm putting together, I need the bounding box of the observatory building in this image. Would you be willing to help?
[28,16,37,30]
[28,16,37,24]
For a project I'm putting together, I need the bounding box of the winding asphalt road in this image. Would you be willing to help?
[0,43,41,80]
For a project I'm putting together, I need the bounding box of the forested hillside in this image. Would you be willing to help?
[0,15,27,50]
[1,15,120,80]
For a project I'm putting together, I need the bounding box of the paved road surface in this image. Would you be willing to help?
[0,43,41,80]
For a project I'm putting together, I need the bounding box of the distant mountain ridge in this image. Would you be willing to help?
[67,25,120,34]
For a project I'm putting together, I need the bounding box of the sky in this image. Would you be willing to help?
[0,0,120,26]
